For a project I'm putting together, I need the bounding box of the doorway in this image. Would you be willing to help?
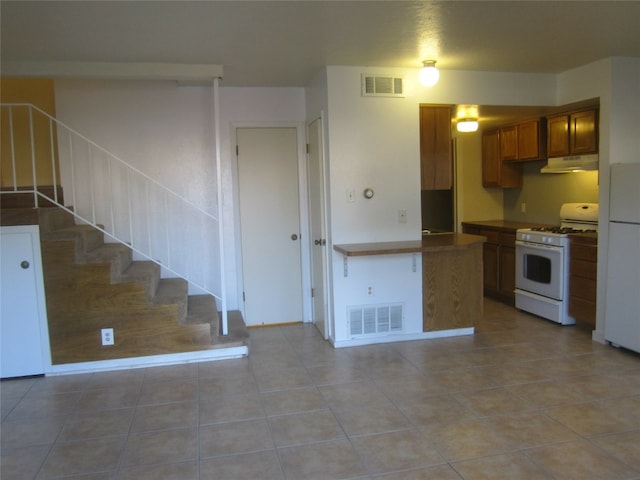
[236,127,303,326]
[307,117,329,339]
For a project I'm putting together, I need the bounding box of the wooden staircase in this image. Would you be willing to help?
[29,206,248,365]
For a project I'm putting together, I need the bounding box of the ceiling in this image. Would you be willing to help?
[2,1,639,87]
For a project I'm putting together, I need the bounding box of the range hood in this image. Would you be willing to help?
[541,154,599,173]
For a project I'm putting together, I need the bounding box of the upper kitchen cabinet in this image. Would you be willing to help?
[547,108,598,157]
[500,119,546,162]
[420,105,452,190]
[499,125,518,161]
[482,129,522,188]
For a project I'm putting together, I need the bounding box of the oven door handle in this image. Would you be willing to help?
[515,240,562,250]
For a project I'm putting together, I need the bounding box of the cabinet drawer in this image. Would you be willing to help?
[569,296,596,328]
[569,275,597,301]
[481,230,499,244]
[570,258,597,279]
[570,242,597,261]
[499,232,516,247]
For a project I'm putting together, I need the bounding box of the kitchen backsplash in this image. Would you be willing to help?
[503,160,599,224]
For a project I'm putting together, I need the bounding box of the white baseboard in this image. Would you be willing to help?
[44,346,248,376]
[331,327,474,349]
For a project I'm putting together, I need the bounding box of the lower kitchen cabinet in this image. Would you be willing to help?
[498,232,517,299]
[461,225,515,303]
[462,221,553,305]
[569,234,598,329]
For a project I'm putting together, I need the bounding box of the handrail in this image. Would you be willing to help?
[1,102,227,334]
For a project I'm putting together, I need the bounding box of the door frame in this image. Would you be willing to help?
[230,121,312,323]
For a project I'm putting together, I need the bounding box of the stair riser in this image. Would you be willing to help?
[38,208,75,233]
[107,248,133,280]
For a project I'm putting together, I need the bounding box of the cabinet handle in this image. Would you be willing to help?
[20,260,30,269]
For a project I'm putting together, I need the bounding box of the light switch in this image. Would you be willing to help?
[347,188,355,203]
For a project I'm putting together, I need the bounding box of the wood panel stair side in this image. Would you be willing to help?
[36,208,248,364]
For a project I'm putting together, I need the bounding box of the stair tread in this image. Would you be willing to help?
[213,310,250,348]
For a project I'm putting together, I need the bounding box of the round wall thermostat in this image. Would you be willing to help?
[363,187,374,199]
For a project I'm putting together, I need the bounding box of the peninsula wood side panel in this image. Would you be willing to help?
[422,242,483,331]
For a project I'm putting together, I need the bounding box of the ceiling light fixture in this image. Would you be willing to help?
[457,119,479,133]
[456,105,479,133]
[418,60,439,87]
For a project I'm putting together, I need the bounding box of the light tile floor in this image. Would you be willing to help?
[2,298,640,479]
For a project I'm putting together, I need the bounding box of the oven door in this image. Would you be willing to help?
[515,240,565,300]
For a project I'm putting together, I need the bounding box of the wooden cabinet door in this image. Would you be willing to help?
[420,105,452,190]
[568,236,598,328]
[482,130,521,188]
[483,243,499,295]
[498,232,516,301]
[499,245,516,299]
[482,130,500,187]
[517,120,540,160]
[547,114,570,157]
[500,125,518,161]
[571,110,597,155]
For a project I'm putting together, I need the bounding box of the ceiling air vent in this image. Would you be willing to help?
[361,74,404,97]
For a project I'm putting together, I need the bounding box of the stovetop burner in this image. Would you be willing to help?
[530,226,597,234]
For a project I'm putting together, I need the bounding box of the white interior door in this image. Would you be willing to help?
[1,228,46,378]
[307,118,329,339]
[237,127,303,326]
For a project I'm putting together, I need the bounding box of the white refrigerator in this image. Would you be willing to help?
[604,163,640,353]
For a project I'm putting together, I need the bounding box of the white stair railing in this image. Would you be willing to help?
[1,102,228,334]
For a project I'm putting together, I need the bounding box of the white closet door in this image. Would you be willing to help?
[1,226,48,378]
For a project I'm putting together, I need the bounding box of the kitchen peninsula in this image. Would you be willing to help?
[332,233,485,347]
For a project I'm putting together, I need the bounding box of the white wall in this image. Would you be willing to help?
[55,80,217,211]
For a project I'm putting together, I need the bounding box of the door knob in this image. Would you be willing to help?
[314,239,321,245]
[291,234,298,241]
[20,260,30,269]
[314,239,326,246]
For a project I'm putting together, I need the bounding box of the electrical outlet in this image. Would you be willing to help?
[398,209,407,223]
[367,285,374,296]
[520,202,527,213]
[101,328,114,346]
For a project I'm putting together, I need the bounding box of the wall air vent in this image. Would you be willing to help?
[361,74,404,97]
[349,304,404,336]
